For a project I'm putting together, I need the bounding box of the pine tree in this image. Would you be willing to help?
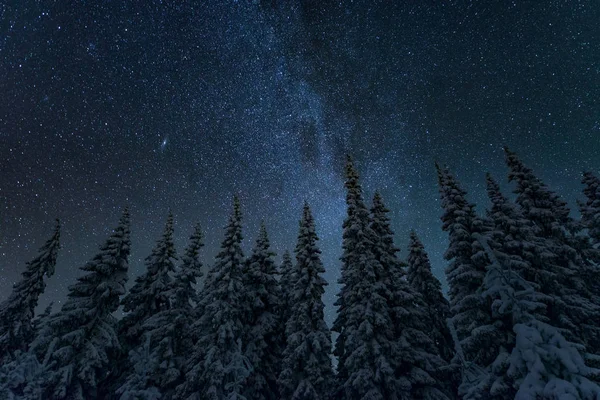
[278,250,295,327]
[332,156,381,391]
[241,222,282,400]
[0,220,60,361]
[118,213,179,398]
[278,203,333,400]
[370,193,453,400]
[406,231,454,363]
[178,196,248,400]
[38,209,131,400]
[504,149,600,359]
[436,164,498,367]
[581,171,600,247]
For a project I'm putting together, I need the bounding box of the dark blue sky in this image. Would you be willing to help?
[1,1,599,324]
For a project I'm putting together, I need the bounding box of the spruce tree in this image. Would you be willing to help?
[278,203,333,400]
[436,164,498,367]
[278,250,295,327]
[332,155,381,390]
[581,171,600,247]
[370,193,453,400]
[39,209,131,399]
[121,222,203,400]
[166,223,204,354]
[0,219,60,361]
[504,148,600,358]
[118,213,179,398]
[120,213,177,352]
[241,222,282,400]
[178,196,248,400]
[406,231,454,363]
[485,174,560,314]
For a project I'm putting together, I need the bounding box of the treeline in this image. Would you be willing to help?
[0,148,600,399]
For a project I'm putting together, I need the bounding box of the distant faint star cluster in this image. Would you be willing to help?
[1,1,598,324]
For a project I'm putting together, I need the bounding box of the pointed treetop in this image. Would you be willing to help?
[233,195,241,215]
[258,220,268,243]
[485,173,509,207]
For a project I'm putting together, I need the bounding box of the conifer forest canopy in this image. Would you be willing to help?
[1,1,600,399]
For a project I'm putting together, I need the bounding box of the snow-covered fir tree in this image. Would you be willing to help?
[485,174,562,322]
[241,222,282,400]
[370,193,453,400]
[332,188,401,399]
[121,222,203,400]
[37,209,131,400]
[406,231,454,364]
[120,213,177,352]
[467,231,600,399]
[278,250,295,328]
[166,223,204,353]
[581,171,600,248]
[504,148,600,360]
[278,203,333,400]
[436,164,499,367]
[118,213,179,398]
[178,196,248,400]
[332,155,382,392]
[0,220,60,362]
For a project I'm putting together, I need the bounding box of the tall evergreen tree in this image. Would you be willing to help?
[38,209,131,399]
[278,203,333,400]
[370,193,453,400]
[436,164,498,367]
[581,171,600,247]
[333,187,401,399]
[121,222,204,400]
[332,155,380,389]
[167,223,204,352]
[118,213,179,398]
[178,196,249,400]
[406,231,454,363]
[278,250,295,327]
[0,219,60,361]
[504,149,600,358]
[120,213,177,352]
[485,174,560,313]
[241,222,282,400]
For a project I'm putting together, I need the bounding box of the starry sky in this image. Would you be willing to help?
[1,1,599,324]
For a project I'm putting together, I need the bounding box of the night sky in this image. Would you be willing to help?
[1,1,599,325]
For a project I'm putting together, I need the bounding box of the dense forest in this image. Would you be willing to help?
[1,147,600,400]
